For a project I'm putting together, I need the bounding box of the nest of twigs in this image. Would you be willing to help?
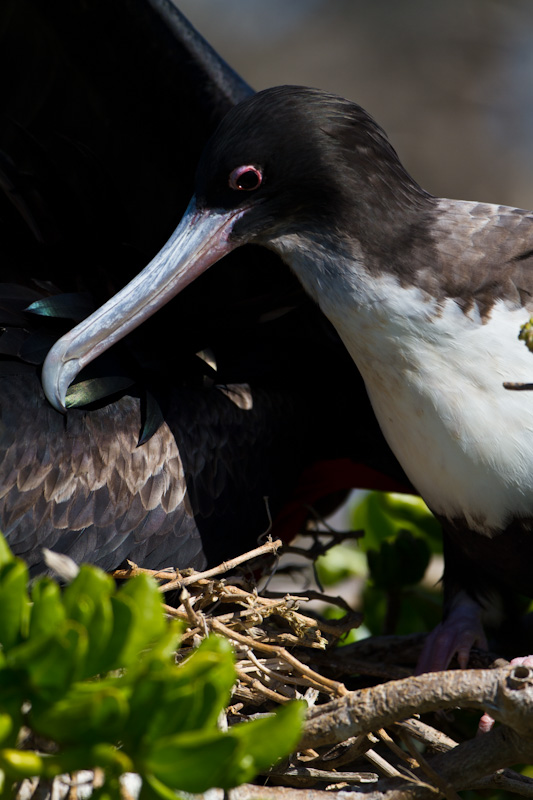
[111,534,533,800]
[20,530,533,799]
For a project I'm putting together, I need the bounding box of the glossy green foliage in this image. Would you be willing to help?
[317,491,443,639]
[0,537,304,798]
[351,492,442,554]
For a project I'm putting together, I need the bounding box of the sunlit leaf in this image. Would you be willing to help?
[227,699,305,775]
[144,730,240,792]
[0,560,30,650]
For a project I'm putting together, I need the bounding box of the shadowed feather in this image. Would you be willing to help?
[0,1,406,574]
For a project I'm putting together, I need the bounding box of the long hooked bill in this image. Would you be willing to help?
[42,199,248,411]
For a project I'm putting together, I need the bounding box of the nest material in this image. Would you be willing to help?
[115,536,533,799]
[19,534,533,799]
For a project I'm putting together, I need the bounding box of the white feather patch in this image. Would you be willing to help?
[271,232,533,534]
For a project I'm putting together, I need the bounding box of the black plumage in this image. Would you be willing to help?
[0,3,406,574]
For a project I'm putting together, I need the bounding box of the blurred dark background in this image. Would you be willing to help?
[176,0,533,210]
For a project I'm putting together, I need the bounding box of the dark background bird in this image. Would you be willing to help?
[0,0,407,574]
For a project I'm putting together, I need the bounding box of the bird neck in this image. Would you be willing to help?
[267,222,533,535]
[266,214,436,338]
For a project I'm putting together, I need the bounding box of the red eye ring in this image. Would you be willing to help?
[229,165,262,191]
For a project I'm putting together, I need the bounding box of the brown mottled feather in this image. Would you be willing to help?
[428,200,533,316]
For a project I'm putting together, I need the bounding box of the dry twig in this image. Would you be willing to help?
[95,536,533,798]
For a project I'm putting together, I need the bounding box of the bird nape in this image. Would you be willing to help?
[0,8,406,589]
[42,83,533,673]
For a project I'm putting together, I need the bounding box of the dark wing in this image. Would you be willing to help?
[0,0,251,293]
[0,0,407,574]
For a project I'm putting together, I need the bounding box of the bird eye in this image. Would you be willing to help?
[228,165,262,191]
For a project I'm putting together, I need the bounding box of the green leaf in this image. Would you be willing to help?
[29,578,66,639]
[143,694,304,792]
[29,743,131,780]
[104,593,135,668]
[363,583,442,637]
[227,700,305,776]
[10,621,88,697]
[0,747,45,779]
[316,543,367,586]
[0,669,26,727]
[367,530,430,591]
[0,534,15,568]
[145,701,304,792]
[62,566,116,677]
[91,783,124,800]
[162,636,235,732]
[125,635,235,747]
[141,772,190,800]
[31,683,129,745]
[144,730,240,792]
[141,621,183,665]
[62,566,115,618]
[106,575,166,669]
[0,560,30,650]
[0,715,13,745]
[351,491,441,553]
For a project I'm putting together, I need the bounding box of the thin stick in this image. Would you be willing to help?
[159,539,283,592]
[211,619,347,696]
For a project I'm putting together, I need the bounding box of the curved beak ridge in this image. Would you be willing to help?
[42,199,247,411]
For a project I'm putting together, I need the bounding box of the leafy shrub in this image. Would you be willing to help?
[317,492,443,638]
[0,536,304,798]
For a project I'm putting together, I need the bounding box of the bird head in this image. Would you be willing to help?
[195,86,424,244]
[42,86,428,411]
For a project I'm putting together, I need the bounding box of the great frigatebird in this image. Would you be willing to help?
[44,83,533,671]
[0,3,407,575]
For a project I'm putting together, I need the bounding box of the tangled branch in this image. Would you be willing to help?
[112,537,533,799]
[24,535,533,799]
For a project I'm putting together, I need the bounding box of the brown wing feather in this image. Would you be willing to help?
[427,199,533,316]
[0,372,201,573]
